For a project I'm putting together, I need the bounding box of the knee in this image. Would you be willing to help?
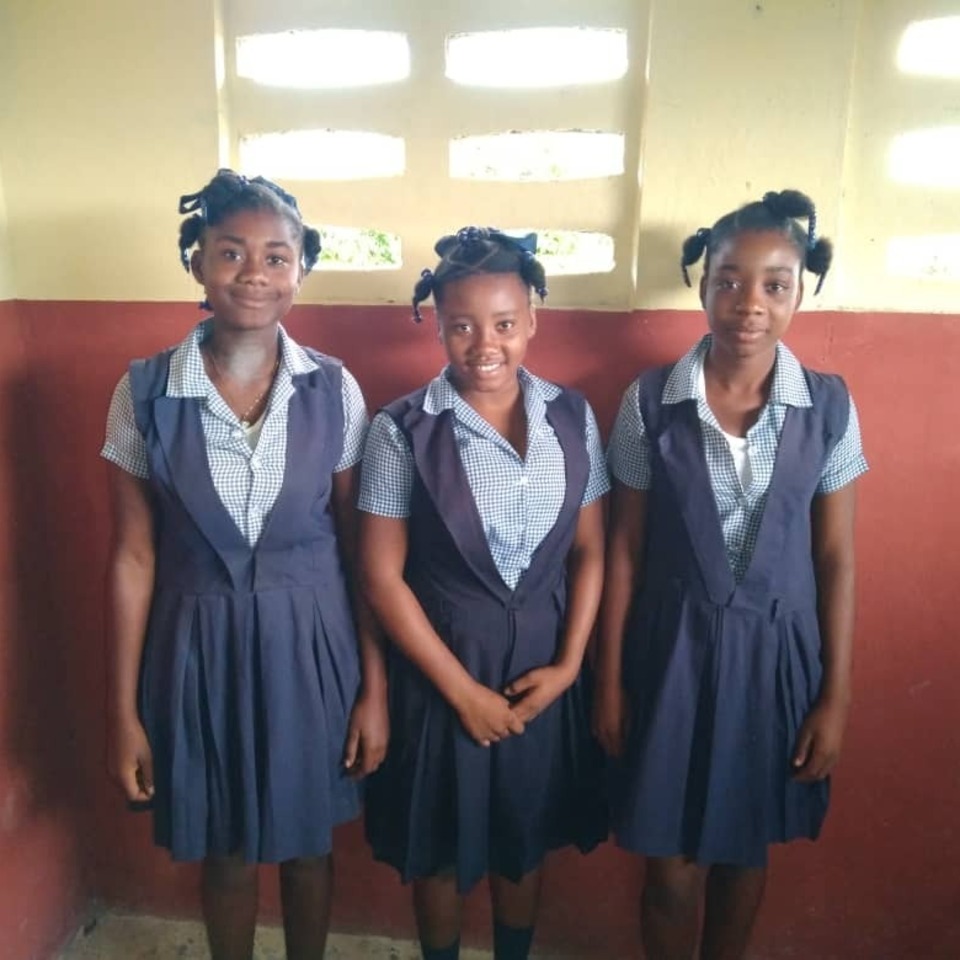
[643,858,703,917]
[280,854,332,880]
[203,855,258,892]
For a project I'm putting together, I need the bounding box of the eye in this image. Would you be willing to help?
[767,281,789,294]
[496,319,516,332]
[267,255,289,266]
[222,249,241,261]
[716,278,738,291]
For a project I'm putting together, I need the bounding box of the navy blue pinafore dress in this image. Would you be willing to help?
[613,364,850,868]
[129,348,361,863]
[365,387,607,893]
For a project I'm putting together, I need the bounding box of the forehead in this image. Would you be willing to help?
[205,206,300,244]
[710,229,802,270]
[437,271,530,313]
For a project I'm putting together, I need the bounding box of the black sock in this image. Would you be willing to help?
[421,938,460,960]
[494,920,535,960]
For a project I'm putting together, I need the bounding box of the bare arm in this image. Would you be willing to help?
[506,498,606,721]
[105,464,156,801]
[358,511,524,746]
[793,482,858,781]
[331,466,390,776]
[592,483,648,756]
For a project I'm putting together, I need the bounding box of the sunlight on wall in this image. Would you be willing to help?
[445,28,628,88]
[886,234,960,281]
[449,132,625,182]
[239,130,406,181]
[896,16,960,78]
[236,30,410,88]
[888,127,960,188]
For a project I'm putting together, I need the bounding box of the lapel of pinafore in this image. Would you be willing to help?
[152,395,252,586]
[511,391,588,605]
[405,405,513,604]
[656,399,737,605]
[255,364,337,549]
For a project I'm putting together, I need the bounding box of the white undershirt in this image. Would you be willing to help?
[698,366,753,491]
[243,410,266,449]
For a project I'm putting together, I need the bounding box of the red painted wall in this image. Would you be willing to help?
[3,299,959,958]
[0,299,89,959]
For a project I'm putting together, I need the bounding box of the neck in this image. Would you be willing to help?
[705,340,777,393]
[204,322,280,377]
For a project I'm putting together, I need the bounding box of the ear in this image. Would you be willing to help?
[794,275,805,312]
[190,248,205,285]
[698,272,708,309]
[527,302,538,340]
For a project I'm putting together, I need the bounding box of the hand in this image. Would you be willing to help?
[108,715,154,802]
[792,698,850,782]
[592,675,629,758]
[343,687,390,778]
[504,664,576,724]
[454,682,525,747]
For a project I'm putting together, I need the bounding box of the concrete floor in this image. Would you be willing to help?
[59,912,496,960]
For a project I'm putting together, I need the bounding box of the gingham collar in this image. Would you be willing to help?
[166,320,317,399]
[424,365,560,428]
[663,334,812,408]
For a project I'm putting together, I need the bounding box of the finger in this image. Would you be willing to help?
[342,727,361,769]
[506,713,526,736]
[504,673,537,697]
[139,753,155,797]
[119,767,144,802]
[792,729,813,769]
[362,744,388,776]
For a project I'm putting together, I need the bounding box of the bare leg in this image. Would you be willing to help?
[489,869,543,959]
[414,873,462,956]
[641,856,705,960]
[699,864,766,960]
[201,855,259,960]
[279,855,334,960]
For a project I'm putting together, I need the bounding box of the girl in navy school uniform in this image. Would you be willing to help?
[594,190,868,960]
[102,169,388,960]
[358,228,609,960]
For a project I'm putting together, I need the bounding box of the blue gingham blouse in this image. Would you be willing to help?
[101,321,368,546]
[358,366,610,590]
[608,335,868,582]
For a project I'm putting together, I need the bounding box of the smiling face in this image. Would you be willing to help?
[191,207,303,330]
[436,272,537,402]
[700,229,804,361]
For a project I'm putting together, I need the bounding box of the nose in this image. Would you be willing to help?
[237,257,268,284]
[474,323,497,350]
[736,281,765,313]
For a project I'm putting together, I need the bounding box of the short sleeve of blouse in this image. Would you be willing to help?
[335,366,369,472]
[582,402,611,505]
[607,379,652,490]
[817,393,869,494]
[357,411,415,517]
[100,373,149,478]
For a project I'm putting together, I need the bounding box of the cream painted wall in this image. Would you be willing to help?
[0,164,14,303]
[1,0,958,312]
[0,4,15,302]
[634,0,861,311]
[839,0,960,314]
[0,0,222,302]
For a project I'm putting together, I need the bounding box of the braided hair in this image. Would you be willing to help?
[177,168,322,274]
[680,189,833,294]
[412,226,548,322]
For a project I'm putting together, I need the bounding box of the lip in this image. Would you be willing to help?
[231,293,273,307]
[728,328,766,342]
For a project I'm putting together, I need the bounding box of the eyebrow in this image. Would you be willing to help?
[214,235,294,249]
[716,264,794,275]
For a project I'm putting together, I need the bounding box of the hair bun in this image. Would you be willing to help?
[762,189,813,220]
